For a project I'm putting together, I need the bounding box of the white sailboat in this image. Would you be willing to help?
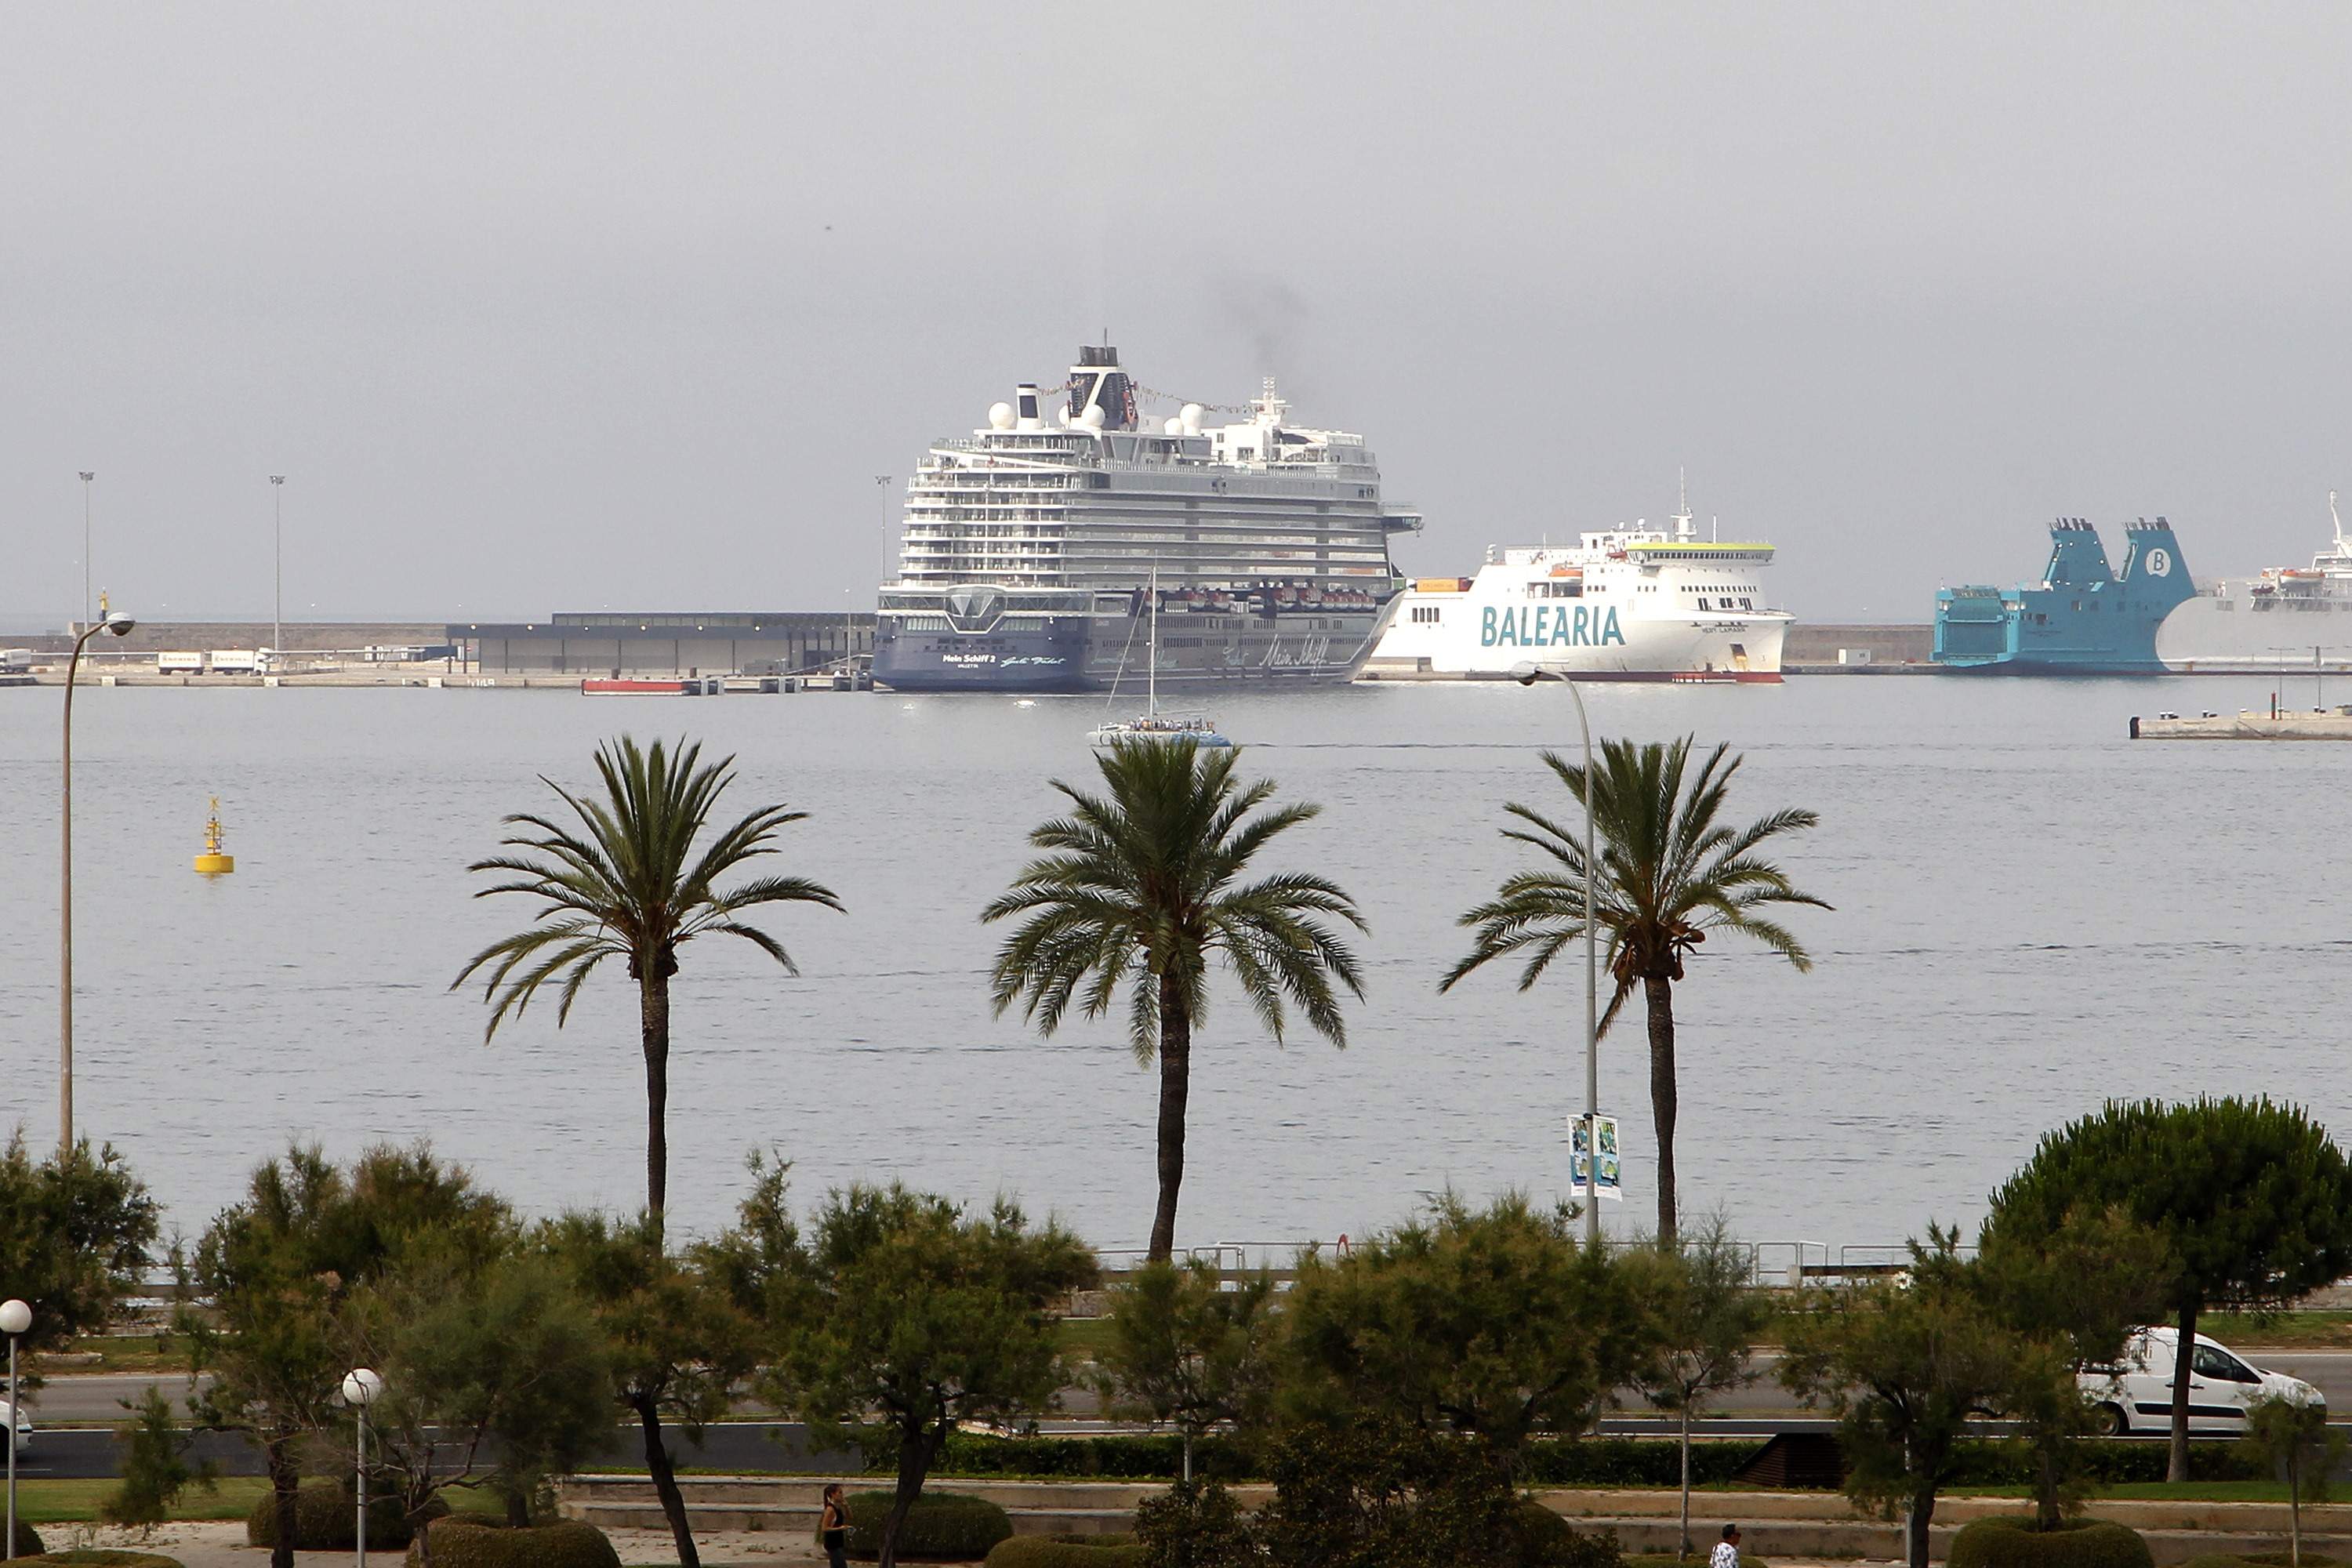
[1087,567,1235,749]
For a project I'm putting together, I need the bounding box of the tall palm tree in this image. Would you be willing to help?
[455,735,841,1225]
[984,738,1367,1261]
[1441,736,1827,1241]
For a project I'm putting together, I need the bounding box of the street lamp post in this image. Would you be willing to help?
[1516,663,1602,1247]
[62,608,136,1155]
[341,1368,383,1568]
[270,477,286,665]
[78,473,95,630]
[2,1298,28,1563]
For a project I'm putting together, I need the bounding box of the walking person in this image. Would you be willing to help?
[1711,1523,1743,1568]
[818,1483,850,1568]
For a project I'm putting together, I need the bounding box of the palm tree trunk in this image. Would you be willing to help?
[1644,974,1679,1245]
[640,971,670,1225]
[1146,971,1190,1263]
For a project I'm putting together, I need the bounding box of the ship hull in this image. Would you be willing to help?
[874,603,1396,693]
[2156,595,2352,673]
[1362,604,1789,682]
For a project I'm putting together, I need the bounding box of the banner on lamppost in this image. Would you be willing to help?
[1569,1114,1623,1201]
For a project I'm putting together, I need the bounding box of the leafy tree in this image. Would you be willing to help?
[183,1143,508,1568]
[335,1250,612,1553]
[456,735,843,1225]
[1780,1234,2042,1568]
[1091,1258,1279,1480]
[1279,1193,1655,1462]
[0,1134,159,1363]
[540,1207,765,1568]
[1986,1097,2352,1480]
[100,1385,216,1532]
[2239,1393,2344,1568]
[1240,1415,1612,1568]
[1971,1205,2179,1525]
[1442,738,1827,1241]
[985,738,1366,1261]
[1628,1217,1772,1555]
[765,1182,1098,1568]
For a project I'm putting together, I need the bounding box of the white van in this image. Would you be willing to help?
[2079,1327,2321,1434]
[2,1395,27,1455]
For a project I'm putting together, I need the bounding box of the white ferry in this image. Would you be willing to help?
[1361,492,1791,683]
[2157,493,2352,673]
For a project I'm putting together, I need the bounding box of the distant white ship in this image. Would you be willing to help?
[2158,493,2352,673]
[1360,488,1791,683]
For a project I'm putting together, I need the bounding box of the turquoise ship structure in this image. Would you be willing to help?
[1934,517,2196,673]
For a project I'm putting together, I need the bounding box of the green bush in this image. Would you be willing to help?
[985,1534,1147,1568]
[9,1519,42,1558]
[38,1554,187,1568]
[245,1478,445,1549]
[1514,1504,1624,1568]
[1947,1516,2154,1568]
[846,1491,1015,1562]
[2180,1556,2347,1568]
[405,1515,619,1568]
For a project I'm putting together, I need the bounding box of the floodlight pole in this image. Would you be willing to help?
[1520,665,1602,1246]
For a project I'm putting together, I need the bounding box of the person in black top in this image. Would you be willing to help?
[818,1483,849,1568]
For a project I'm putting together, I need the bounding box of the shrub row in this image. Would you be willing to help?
[406,1516,620,1568]
[985,1534,1146,1568]
[39,1553,187,1568]
[845,1490,1015,1561]
[1946,1440,2266,1488]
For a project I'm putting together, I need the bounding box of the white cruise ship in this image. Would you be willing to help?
[2156,493,2352,673]
[1361,492,1791,683]
[871,344,1418,692]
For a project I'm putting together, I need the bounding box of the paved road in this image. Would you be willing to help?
[24,1348,2352,1478]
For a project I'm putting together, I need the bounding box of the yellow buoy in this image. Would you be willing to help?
[194,797,234,875]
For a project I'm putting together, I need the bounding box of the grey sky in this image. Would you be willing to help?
[5,3,2347,627]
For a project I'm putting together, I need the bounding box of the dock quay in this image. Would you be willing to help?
[2132,705,2352,739]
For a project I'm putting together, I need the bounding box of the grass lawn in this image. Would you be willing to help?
[7,1476,267,1526]
[2205,1310,2352,1350]
[53,1335,192,1375]
[1950,1480,2298,1504]
[1055,1316,1117,1362]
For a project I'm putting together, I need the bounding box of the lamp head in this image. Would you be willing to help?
[0,1298,30,1336]
[103,613,136,637]
[342,1367,383,1407]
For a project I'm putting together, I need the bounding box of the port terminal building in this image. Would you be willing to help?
[447,612,875,677]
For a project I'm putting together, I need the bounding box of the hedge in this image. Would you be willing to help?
[984,1534,1146,1568]
[246,1479,447,1550]
[405,1516,620,1568]
[2180,1557,2348,1568]
[847,1490,1015,1561]
[37,1554,187,1568]
[1947,1516,2154,1568]
[866,1430,2266,1490]
[9,1519,42,1559]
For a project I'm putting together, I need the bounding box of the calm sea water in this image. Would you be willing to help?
[1,675,2345,1258]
